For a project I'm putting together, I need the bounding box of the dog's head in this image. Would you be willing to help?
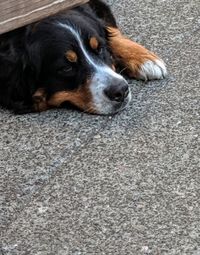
[27,11,131,114]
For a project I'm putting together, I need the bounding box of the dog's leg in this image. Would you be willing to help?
[108,27,167,81]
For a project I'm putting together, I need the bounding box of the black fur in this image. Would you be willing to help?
[0,0,117,113]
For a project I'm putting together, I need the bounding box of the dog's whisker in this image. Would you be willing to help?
[119,67,128,74]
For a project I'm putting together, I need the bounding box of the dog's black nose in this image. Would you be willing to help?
[104,80,129,102]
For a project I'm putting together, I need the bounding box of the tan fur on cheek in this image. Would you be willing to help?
[47,85,96,114]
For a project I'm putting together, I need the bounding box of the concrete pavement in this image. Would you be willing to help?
[0,0,200,254]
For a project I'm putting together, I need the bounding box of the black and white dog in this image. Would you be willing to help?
[0,0,167,115]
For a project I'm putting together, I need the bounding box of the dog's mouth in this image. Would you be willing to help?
[112,92,132,113]
[61,96,131,115]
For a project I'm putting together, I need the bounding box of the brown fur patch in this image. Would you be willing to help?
[89,37,99,50]
[107,27,159,78]
[47,82,96,114]
[32,83,96,113]
[65,50,78,63]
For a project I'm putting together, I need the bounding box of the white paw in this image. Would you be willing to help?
[138,59,167,81]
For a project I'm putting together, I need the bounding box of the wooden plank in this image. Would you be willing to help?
[0,0,88,34]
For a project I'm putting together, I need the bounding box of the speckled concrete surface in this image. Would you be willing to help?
[0,0,200,254]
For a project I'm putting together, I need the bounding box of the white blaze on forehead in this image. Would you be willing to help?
[58,22,123,80]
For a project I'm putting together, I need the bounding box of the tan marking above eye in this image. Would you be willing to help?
[89,37,99,50]
[65,50,78,63]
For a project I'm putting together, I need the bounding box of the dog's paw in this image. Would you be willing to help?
[137,59,167,81]
[108,28,167,81]
[127,56,167,81]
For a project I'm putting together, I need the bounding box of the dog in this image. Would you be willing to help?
[0,0,167,115]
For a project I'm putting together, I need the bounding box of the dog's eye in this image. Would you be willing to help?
[57,66,73,75]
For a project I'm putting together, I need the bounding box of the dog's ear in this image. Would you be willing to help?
[25,41,42,78]
[0,53,16,79]
[25,26,42,78]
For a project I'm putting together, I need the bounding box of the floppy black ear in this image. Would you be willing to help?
[25,41,42,79]
[0,53,16,80]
